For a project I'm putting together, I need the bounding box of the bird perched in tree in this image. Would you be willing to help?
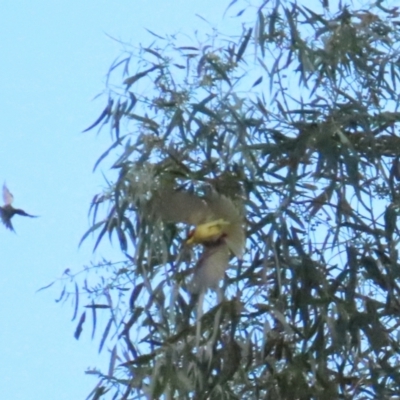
[0,183,37,231]
[154,188,245,292]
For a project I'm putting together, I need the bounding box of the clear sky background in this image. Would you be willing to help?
[0,1,238,399]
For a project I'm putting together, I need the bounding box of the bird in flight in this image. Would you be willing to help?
[154,188,245,293]
[0,183,37,231]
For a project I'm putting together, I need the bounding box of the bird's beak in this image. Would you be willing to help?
[186,219,230,244]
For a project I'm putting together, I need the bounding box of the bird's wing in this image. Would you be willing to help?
[155,190,211,225]
[204,192,245,259]
[13,209,37,218]
[190,240,230,294]
[2,183,14,206]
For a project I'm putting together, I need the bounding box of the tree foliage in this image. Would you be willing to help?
[55,0,400,398]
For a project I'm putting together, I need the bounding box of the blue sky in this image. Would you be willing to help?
[0,1,234,398]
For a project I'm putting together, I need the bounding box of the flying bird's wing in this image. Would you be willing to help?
[2,183,14,206]
[13,209,38,218]
[155,190,210,225]
[153,187,245,292]
[190,240,230,294]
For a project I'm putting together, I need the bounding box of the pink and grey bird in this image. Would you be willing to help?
[0,183,37,231]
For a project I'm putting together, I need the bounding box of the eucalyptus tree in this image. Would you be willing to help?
[55,1,400,398]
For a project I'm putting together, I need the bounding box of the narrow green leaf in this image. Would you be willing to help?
[36,281,55,293]
[74,312,86,340]
[99,317,113,353]
[82,99,113,133]
[143,48,166,61]
[85,304,111,309]
[93,135,127,172]
[236,28,252,63]
[108,346,117,378]
[72,282,79,321]
[91,301,97,340]
[79,220,106,248]
[123,66,160,89]
[129,283,144,310]
[252,76,263,87]
[55,286,66,303]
